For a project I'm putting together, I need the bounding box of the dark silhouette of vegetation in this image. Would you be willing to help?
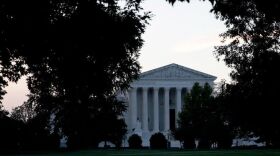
[213,0,280,148]
[173,126,196,149]
[22,114,60,150]
[128,134,142,149]
[10,99,36,123]
[174,83,233,149]
[167,0,280,21]
[0,0,150,150]
[1,0,280,150]
[94,98,128,148]
[149,132,168,149]
[167,0,280,148]
[0,104,59,152]
[0,109,24,152]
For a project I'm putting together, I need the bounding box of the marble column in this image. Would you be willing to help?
[153,87,159,132]
[142,87,148,132]
[129,87,137,131]
[176,87,182,128]
[164,87,170,131]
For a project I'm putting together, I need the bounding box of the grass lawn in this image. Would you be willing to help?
[7,149,280,156]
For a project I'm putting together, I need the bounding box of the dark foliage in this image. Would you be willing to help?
[128,134,142,149]
[2,0,279,150]
[213,1,280,148]
[174,83,233,149]
[167,0,280,148]
[166,0,280,22]
[22,115,60,150]
[173,126,195,149]
[149,132,167,149]
[10,98,36,123]
[0,112,24,152]
[0,0,149,149]
[0,112,59,152]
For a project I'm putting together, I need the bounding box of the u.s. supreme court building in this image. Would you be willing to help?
[120,63,216,147]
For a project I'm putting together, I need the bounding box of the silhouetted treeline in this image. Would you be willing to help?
[0,111,59,152]
[0,0,149,151]
[173,83,233,149]
[170,0,280,149]
[1,0,280,152]
[213,0,280,148]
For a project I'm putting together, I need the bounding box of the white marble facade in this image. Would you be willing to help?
[122,63,216,147]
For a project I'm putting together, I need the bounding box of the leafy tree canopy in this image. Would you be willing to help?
[0,0,150,149]
[212,0,280,147]
[149,132,168,149]
[175,83,233,149]
[128,134,142,149]
[167,0,280,148]
[166,0,280,22]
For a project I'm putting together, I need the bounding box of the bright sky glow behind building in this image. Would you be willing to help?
[139,0,231,81]
[2,0,232,112]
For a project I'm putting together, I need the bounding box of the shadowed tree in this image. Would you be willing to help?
[128,134,142,149]
[174,82,233,149]
[0,0,150,149]
[213,2,280,148]
[167,0,280,148]
[149,132,168,149]
[174,83,212,149]
[10,98,36,123]
[2,0,279,149]
[0,112,26,152]
[166,0,280,21]
[8,97,60,150]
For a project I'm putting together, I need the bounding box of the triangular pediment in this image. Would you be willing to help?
[139,63,216,80]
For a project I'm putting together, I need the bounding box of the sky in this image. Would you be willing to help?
[2,0,231,112]
[139,0,231,80]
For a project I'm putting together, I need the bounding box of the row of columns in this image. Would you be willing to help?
[129,87,183,132]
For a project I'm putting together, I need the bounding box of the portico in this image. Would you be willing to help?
[129,86,184,133]
[124,63,216,147]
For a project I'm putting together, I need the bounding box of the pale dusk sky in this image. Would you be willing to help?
[2,0,231,111]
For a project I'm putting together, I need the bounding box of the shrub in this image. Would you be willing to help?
[128,134,142,149]
[149,132,167,149]
[183,137,196,149]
